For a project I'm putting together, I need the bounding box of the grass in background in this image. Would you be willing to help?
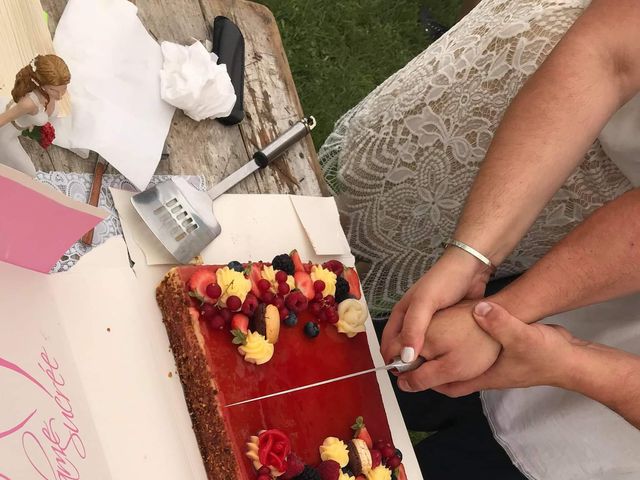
[257,0,462,150]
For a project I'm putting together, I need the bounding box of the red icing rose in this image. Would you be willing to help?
[258,429,291,473]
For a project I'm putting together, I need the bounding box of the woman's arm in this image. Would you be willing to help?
[384,0,640,362]
[0,98,36,129]
[455,0,640,264]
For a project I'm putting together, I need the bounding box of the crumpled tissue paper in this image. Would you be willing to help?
[160,41,237,122]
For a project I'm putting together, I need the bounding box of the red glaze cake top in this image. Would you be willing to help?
[179,252,407,480]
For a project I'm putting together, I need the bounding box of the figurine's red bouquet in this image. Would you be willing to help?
[21,122,56,149]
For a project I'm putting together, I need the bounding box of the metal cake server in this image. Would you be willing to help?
[131,117,316,264]
[224,356,426,407]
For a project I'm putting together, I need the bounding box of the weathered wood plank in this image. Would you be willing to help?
[35,0,325,197]
[199,0,328,196]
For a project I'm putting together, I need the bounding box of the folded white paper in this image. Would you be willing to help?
[52,0,175,191]
[160,41,236,122]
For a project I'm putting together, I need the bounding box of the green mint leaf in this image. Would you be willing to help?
[231,329,247,345]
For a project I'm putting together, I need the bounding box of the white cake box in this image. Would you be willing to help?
[0,192,422,479]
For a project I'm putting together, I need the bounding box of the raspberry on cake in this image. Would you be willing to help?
[156,253,402,479]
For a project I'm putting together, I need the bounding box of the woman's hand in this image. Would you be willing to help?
[433,301,582,397]
[394,300,501,392]
[380,246,492,364]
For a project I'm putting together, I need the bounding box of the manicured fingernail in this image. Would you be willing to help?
[474,302,492,316]
[401,347,415,363]
[398,379,413,392]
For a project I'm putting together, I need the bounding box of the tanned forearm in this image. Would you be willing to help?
[491,189,640,322]
[563,343,640,429]
[454,0,640,264]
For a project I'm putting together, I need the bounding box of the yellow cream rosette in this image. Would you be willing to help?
[310,266,337,297]
[319,437,349,468]
[238,331,274,365]
[216,266,251,303]
[366,466,392,480]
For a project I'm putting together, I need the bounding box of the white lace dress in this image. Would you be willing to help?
[319,0,633,319]
[0,92,53,177]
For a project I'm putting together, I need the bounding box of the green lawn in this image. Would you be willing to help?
[257,0,462,150]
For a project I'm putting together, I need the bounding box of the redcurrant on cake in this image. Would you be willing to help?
[156,251,409,480]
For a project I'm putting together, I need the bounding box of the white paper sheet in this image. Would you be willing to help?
[52,0,175,191]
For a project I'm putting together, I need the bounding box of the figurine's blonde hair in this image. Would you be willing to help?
[11,54,70,104]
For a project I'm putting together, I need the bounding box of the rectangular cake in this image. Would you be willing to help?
[156,251,408,480]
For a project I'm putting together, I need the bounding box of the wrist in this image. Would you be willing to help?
[440,243,494,279]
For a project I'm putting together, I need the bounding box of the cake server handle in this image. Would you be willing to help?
[224,356,426,408]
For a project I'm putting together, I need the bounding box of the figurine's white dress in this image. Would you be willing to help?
[0,92,52,177]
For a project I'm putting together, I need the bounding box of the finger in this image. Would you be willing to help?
[381,298,410,362]
[396,358,451,392]
[472,301,527,346]
[399,299,436,363]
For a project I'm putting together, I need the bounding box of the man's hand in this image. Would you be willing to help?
[393,301,501,392]
[435,302,583,397]
[380,247,492,365]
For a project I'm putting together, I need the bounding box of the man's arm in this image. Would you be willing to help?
[492,188,640,322]
[436,302,640,429]
[454,0,640,264]
[569,343,640,428]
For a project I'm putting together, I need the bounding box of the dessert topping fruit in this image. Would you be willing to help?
[262,265,296,293]
[227,260,244,272]
[322,259,344,277]
[316,460,341,480]
[285,290,308,313]
[342,268,362,300]
[230,313,249,334]
[272,253,296,275]
[284,312,298,327]
[188,269,217,302]
[282,453,305,479]
[294,271,315,300]
[310,266,337,297]
[290,249,305,273]
[334,277,350,304]
[319,437,349,468]
[336,300,367,338]
[304,321,320,338]
[351,417,373,449]
[237,331,274,365]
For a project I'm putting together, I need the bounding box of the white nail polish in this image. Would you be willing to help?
[401,347,415,363]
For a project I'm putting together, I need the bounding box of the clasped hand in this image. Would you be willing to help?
[384,298,582,395]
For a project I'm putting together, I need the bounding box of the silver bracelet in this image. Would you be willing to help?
[444,239,495,270]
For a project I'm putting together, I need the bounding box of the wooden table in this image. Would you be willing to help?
[31,0,328,197]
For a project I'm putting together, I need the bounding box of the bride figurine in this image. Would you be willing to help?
[0,54,70,176]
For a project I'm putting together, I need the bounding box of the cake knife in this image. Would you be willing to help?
[224,356,426,408]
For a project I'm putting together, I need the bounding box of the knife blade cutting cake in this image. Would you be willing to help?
[156,251,409,480]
